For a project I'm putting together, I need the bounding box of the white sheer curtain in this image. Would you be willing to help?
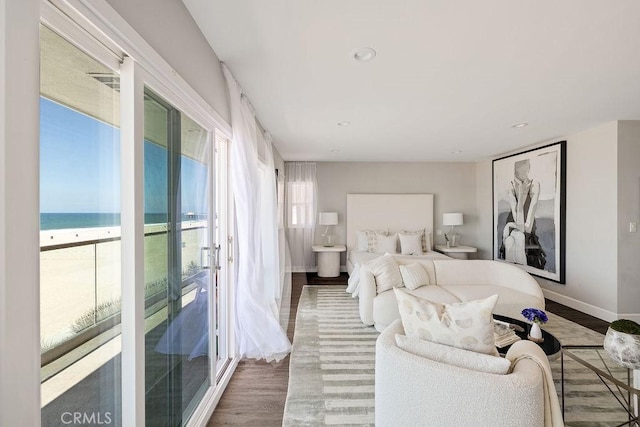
[259,131,291,330]
[222,64,290,361]
[285,162,317,272]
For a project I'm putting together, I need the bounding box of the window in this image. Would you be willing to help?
[287,181,315,228]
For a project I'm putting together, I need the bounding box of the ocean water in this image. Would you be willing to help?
[40,212,170,230]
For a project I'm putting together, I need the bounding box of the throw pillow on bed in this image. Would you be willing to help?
[375,232,398,253]
[393,289,499,356]
[363,230,388,253]
[398,233,423,255]
[365,253,403,293]
[399,263,431,290]
[401,229,432,252]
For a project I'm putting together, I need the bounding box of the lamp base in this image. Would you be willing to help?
[322,233,335,247]
[445,232,460,247]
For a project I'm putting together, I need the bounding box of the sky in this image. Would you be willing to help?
[40,97,209,214]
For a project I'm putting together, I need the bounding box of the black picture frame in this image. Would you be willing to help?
[492,141,566,283]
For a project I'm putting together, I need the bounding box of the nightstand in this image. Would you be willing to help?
[435,245,477,260]
[312,245,346,277]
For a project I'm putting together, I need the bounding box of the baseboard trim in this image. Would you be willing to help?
[293,267,349,273]
[541,289,629,323]
[617,313,640,323]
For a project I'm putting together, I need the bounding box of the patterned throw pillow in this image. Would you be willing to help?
[393,289,499,356]
[399,263,431,290]
[364,230,387,253]
[365,254,403,293]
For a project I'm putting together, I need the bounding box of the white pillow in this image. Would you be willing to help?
[399,263,431,290]
[393,288,499,356]
[356,231,369,251]
[375,232,398,254]
[401,229,432,252]
[395,333,511,375]
[364,230,387,253]
[398,233,423,255]
[365,254,403,293]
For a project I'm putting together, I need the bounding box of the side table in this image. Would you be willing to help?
[312,245,346,277]
[435,244,477,260]
[561,345,639,424]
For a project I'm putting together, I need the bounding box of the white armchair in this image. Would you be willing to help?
[375,320,561,427]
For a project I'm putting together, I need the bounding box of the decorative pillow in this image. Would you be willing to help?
[365,230,387,253]
[356,231,369,251]
[398,233,423,255]
[395,333,510,375]
[424,231,432,252]
[375,232,398,254]
[365,254,403,293]
[401,229,432,252]
[393,289,499,356]
[399,263,431,290]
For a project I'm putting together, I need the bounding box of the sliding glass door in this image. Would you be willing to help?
[39,9,233,426]
[39,24,122,426]
[144,89,216,425]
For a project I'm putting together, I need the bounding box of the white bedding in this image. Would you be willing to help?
[346,250,451,297]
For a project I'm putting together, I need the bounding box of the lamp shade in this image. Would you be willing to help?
[443,212,463,226]
[319,212,338,226]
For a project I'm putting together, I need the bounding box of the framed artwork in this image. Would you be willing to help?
[492,141,566,283]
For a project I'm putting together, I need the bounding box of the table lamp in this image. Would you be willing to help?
[319,212,338,247]
[443,212,463,247]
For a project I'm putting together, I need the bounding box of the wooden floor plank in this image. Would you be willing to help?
[207,273,608,425]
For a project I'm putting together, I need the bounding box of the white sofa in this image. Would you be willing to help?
[376,320,555,427]
[359,259,544,332]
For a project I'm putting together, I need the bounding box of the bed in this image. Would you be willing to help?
[345,194,451,295]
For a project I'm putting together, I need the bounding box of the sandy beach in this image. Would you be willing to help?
[40,221,209,347]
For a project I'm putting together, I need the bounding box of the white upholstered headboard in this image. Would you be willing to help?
[346,194,434,251]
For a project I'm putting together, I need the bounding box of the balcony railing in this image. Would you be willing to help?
[40,221,208,371]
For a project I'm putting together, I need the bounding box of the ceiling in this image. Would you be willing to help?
[182,0,640,162]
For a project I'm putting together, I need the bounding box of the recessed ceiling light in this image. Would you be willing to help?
[352,47,376,62]
[330,149,340,153]
[451,150,463,154]
[337,121,350,127]
[512,122,528,128]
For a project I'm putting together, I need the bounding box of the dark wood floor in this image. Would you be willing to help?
[206,273,609,426]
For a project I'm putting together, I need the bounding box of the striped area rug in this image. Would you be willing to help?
[283,286,378,426]
[283,285,634,426]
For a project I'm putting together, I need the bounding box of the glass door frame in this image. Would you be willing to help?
[3,1,237,426]
[121,61,234,425]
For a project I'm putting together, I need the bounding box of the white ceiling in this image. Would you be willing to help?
[182,0,640,162]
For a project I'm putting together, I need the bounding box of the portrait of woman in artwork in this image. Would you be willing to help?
[498,158,546,270]
[493,140,565,283]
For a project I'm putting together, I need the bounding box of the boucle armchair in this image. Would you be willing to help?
[375,320,557,427]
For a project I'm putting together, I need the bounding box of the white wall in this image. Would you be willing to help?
[478,121,627,321]
[0,0,41,425]
[106,0,230,124]
[617,121,640,316]
[315,162,478,266]
[475,161,493,260]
